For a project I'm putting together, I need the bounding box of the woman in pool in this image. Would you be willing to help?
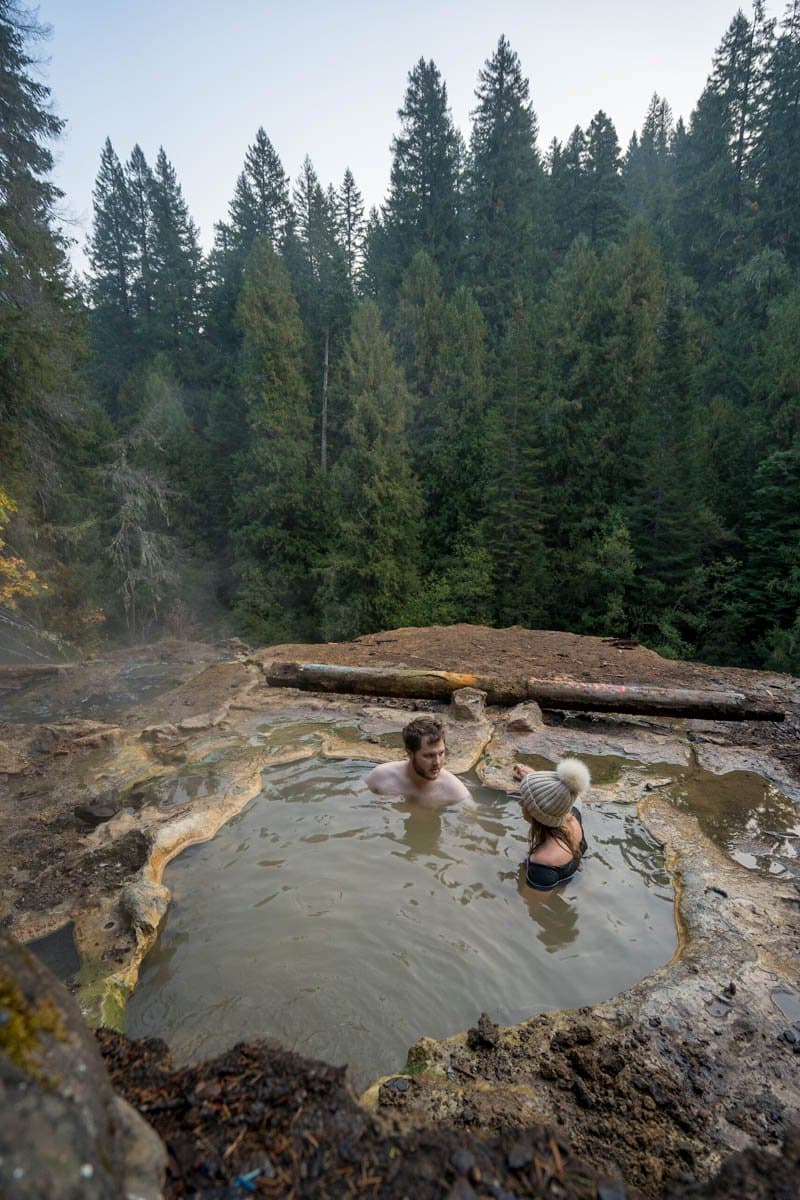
[512,758,591,891]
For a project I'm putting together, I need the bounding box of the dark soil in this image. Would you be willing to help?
[96,1029,628,1200]
[97,1030,800,1200]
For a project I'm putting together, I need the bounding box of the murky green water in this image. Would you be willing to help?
[126,757,675,1088]
[664,766,799,877]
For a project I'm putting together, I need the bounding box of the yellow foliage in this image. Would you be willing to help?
[0,486,43,604]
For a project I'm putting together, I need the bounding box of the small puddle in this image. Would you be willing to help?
[664,767,799,879]
[772,989,800,1023]
[126,756,675,1088]
[26,923,80,983]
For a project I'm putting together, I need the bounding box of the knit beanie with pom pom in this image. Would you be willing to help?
[519,758,591,827]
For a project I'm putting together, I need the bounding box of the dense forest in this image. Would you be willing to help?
[1,1,799,670]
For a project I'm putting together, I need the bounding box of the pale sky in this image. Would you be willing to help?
[34,1,774,273]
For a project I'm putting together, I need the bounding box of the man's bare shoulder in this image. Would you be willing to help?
[365,760,407,795]
[439,769,472,804]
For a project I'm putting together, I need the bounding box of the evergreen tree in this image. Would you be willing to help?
[531,225,664,630]
[425,287,489,559]
[583,110,624,246]
[393,250,445,403]
[125,144,155,340]
[230,238,316,641]
[335,167,366,287]
[320,302,422,637]
[623,94,676,248]
[756,1,800,265]
[378,58,463,294]
[625,284,722,648]
[549,126,587,253]
[228,127,291,254]
[205,129,290,372]
[674,3,773,282]
[288,157,353,469]
[87,138,137,392]
[465,36,548,339]
[148,147,205,373]
[0,0,86,538]
[482,299,548,625]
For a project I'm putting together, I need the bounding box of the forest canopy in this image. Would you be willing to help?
[1,0,799,671]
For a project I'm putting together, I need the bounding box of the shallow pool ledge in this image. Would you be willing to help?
[73,761,267,1027]
[365,793,800,1195]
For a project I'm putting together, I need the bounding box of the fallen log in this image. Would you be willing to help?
[264,661,523,705]
[263,662,784,721]
[525,677,784,721]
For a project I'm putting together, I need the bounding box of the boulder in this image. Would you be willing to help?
[450,688,487,722]
[0,931,166,1199]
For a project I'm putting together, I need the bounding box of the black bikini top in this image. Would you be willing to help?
[525,807,587,892]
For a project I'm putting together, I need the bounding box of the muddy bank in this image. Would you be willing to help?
[1,625,799,1196]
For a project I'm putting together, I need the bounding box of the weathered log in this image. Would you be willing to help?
[264,661,524,705]
[525,678,783,721]
[263,662,784,721]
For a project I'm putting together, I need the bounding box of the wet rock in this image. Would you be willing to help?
[177,705,229,732]
[140,724,179,743]
[450,688,487,722]
[505,702,544,732]
[467,1012,500,1051]
[384,1075,410,1092]
[121,879,169,938]
[0,931,165,1199]
[74,800,120,828]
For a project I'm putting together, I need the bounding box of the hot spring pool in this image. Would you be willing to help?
[125,757,675,1088]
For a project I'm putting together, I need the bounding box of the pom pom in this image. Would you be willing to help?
[556,758,590,796]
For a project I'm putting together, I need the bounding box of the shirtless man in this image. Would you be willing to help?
[365,715,474,808]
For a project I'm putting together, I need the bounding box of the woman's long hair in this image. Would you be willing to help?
[528,815,582,859]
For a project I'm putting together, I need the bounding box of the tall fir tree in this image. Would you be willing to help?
[227,127,291,254]
[674,3,773,282]
[549,126,587,254]
[335,167,366,287]
[756,1,800,265]
[319,302,422,638]
[87,138,138,394]
[377,58,463,296]
[285,157,352,469]
[125,144,155,342]
[148,147,205,377]
[206,129,290,368]
[482,298,548,626]
[230,238,316,641]
[465,36,548,341]
[583,111,625,246]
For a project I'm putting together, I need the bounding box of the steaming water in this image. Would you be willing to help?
[126,757,675,1088]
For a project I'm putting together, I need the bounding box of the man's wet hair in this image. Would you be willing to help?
[403,715,445,752]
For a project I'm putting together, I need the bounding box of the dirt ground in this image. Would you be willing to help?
[96,1027,800,1200]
